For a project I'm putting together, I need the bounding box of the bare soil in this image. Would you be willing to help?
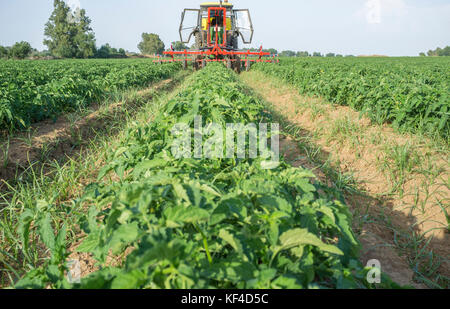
[242,71,449,288]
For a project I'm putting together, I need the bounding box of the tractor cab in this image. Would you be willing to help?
[180,2,253,50]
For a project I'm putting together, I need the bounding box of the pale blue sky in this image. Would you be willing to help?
[0,0,449,56]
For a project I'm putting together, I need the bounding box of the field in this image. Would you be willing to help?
[0,57,448,289]
[254,57,450,140]
[0,59,181,131]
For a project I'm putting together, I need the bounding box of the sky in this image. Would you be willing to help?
[0,0,449,56]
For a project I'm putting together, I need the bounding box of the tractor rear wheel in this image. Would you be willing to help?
[234,56,241,74]
[194,32,204,50]
[231,35,239,50]
[227,59,232,70]
[246,61,251,72]
[194,56,202,71]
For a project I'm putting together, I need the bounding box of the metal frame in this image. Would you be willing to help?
[179,9,200,43]
[156,46,278,66]
[233,9,254,44]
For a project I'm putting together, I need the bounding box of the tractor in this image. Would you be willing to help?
[157,0,278,72]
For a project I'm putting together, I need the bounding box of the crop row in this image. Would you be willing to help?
[254,57,449,140]
[14,64,398,289]
[0,59,181,131]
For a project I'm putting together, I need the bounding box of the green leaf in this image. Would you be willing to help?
[164,206,210,228]
[173,183,190,203]
[277,228,343,256]
[38,213,55,253]
[77,232,100,253]
[218,229,244,256]
[109,222,140,254]
[133,158,167,177]
[110,270,146,289]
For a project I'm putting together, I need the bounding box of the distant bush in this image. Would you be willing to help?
[9,41,32,59]
[0,46,8,58]
[425,46,450,57]
[30,49,53,59]
[297,51,310,57]
[280,50,296,57]
[95,44,127,58]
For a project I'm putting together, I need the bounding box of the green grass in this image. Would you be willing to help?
[376,142,421,196]
[326,115,366,148]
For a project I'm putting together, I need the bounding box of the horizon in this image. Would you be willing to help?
[0,0,449,56]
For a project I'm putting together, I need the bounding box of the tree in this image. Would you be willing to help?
[95,44,127,58]
[326,53,336,57]
[9,41,32,59]
[297,51,310,57]
[312,52,322,57]
[419,52,426,57]
[72,8,96,58]
[440,46,450,56]
[263,48,278,55]
[44,0,75,58]
[171,41,188,51]
[280,50,296,57]
[0,46,8,58]
[31,49,52,59]
[425,46,450,57]
[138,33,165,55]
[44,0,96,58]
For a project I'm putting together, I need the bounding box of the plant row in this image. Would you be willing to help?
[254,57,449,140]
[15,64,398,289]
[0,59,181,131]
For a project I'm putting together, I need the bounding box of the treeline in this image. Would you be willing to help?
[0,42,34,60]
[0,42,54,60]
[420,46,450,57]
[0,42,127,60]
[246,48,355,58]
[1,0,128,60]
[280,51,354,57]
